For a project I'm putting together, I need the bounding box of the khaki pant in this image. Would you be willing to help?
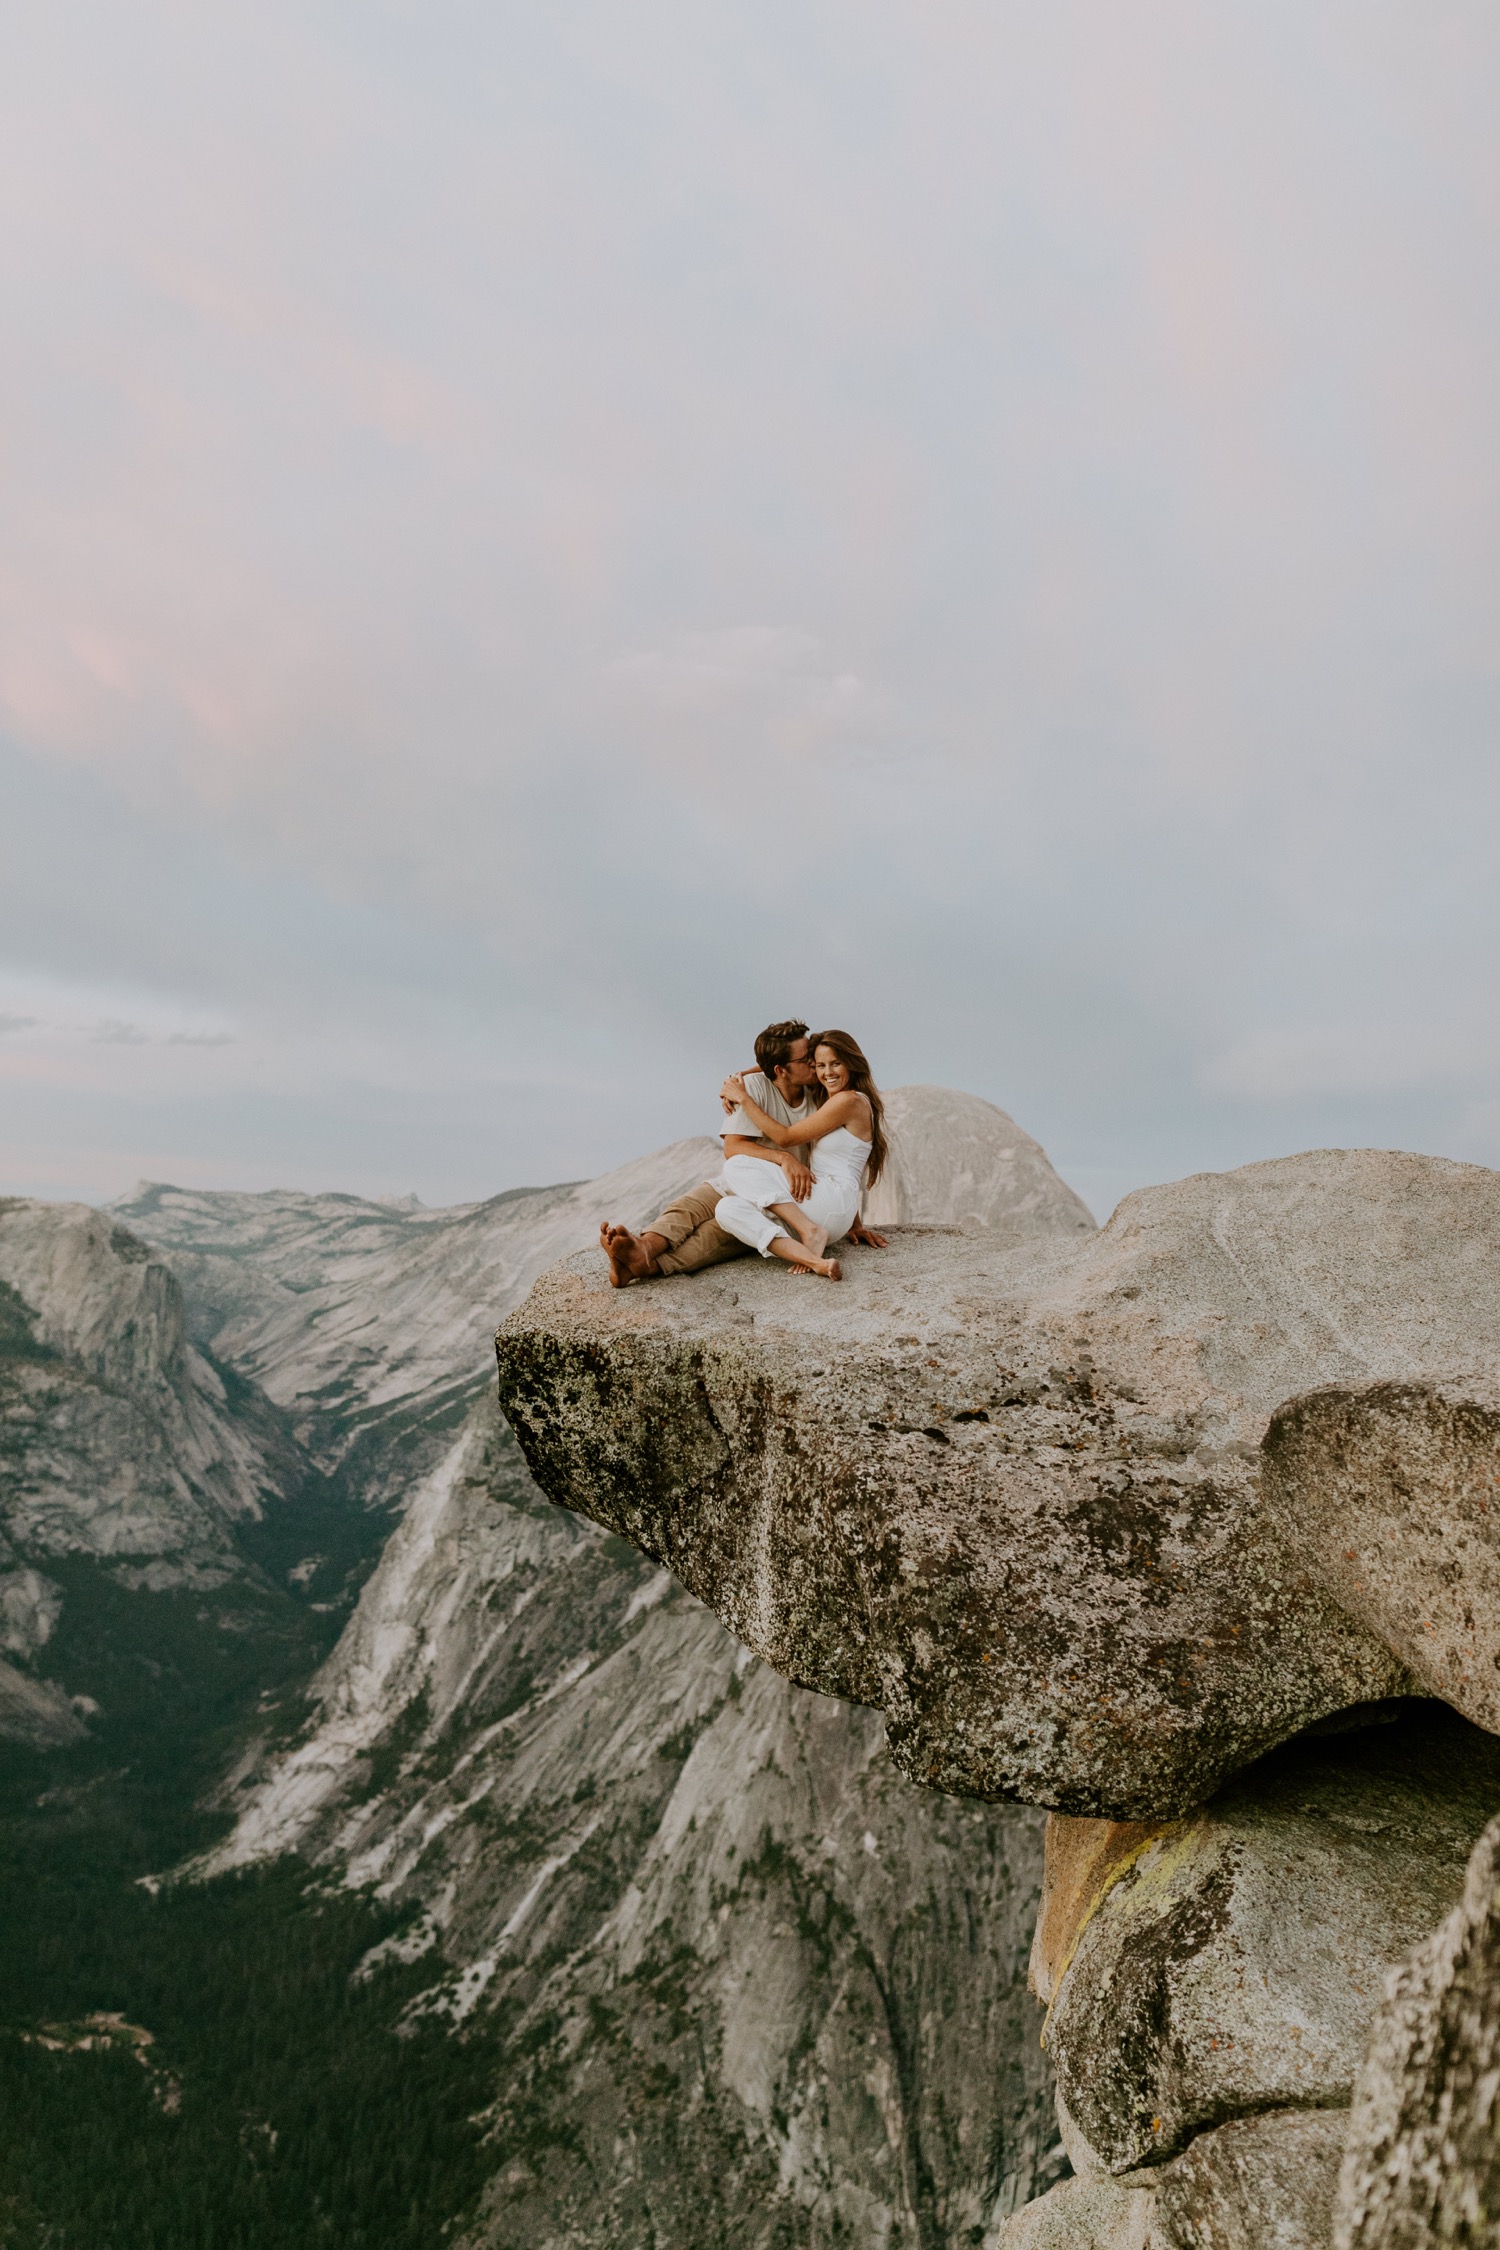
[651,1180,752,1277]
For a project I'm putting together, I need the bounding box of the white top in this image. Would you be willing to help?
[810,1124,872,1200]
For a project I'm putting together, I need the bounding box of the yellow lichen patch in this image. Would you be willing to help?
[1029,1811,1196,2009]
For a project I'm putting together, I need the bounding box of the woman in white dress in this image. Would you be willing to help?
[716,1029,887,1281]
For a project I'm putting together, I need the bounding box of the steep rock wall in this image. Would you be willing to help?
[186,1102,1084,2246]
[0,1198,285,1555]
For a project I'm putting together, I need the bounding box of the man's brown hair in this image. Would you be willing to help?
[754,1019,810,1079]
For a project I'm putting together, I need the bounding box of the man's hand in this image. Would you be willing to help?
[847,1216,888,1248]
[780,1155,814,1200]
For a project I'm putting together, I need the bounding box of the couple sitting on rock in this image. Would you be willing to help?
[601,1020,890,1285]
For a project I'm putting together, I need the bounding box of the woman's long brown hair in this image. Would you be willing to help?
[811,1029,887,1185]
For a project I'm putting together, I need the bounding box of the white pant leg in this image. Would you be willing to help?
[715,1168,860,1260]
[718,1154,807,1257]
[719,1153,793,1208]
[799,1178,859,1245]
[715,1193,788,1256]
[721,1153,854,1236]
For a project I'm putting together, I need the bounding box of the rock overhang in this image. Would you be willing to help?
[496,1149,1500,1820]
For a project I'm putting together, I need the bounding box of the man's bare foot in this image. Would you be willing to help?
[600,1222,657,1287]
[601,1222,632,1286]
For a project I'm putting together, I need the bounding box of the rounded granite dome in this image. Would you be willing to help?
[862,1084,1095,1238]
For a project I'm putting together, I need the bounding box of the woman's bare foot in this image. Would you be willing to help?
[769,1238,843,1280]
[600,1222,657,1287]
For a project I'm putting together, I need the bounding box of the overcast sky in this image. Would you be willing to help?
[2,1,1498,1219]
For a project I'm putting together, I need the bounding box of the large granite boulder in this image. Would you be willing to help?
[1147,2111,1350,2250]
[997,1709,1500,2250]
[1265,1379,1500,1736]
[1333,1809,1500,2248]
[1035,1710,1500,2175]
[992,2170,1155,2247]
[862,1086,1096,1237]
[991,2114,1348,2250]
[498,1149,1500,1817]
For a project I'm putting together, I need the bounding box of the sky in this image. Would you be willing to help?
[2,0,1498,1220]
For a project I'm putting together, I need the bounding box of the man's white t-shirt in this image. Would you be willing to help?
[712,1072,813,1193]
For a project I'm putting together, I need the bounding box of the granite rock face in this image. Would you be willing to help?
[1148,2110,1349,2250]
[499,1150,1500,1816]
[1036,1711,1500,2175]
[0,1655,86,1748]
[205,1397,1064,2246]
[0,1197,416,1764]
[1264,1379,1500,1735]
[0,1197,286,1570]
[993,2169,1155,2248]
[998,1711,1500,2249]
[1333,1810,1500,2249]
[1007,2106,1349,2250]
[992,2110,1349,2250]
